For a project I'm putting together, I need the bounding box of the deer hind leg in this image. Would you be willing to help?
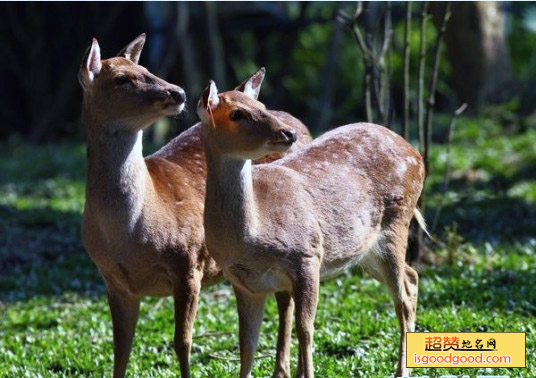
[364,235,419,378]
[106,286,141,378]
[172,270,202,378]
[273,291,294,378]
[292,262,320,378]
[234,286,267,378]
[391,263,419,378]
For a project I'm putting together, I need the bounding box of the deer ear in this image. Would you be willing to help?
[197,81,220,122]
[78,38,102,89]
[235,67,265,100]
[117,33,146,64]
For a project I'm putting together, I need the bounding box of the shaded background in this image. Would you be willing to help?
[2,2,535,142]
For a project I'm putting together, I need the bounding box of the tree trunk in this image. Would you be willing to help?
[438,2,511,109]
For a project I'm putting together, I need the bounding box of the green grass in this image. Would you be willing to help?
[1,119,535,377]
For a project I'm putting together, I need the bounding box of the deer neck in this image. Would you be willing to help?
[205,147,258,237]
[85,115,148,228]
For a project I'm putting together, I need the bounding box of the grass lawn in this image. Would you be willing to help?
[1,119,535,377]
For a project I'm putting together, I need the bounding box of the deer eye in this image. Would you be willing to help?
[229,109,245,121]
[114,75,130,85]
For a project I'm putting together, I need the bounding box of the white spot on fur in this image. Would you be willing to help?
[396,161,407,177]
[406,156,418,165]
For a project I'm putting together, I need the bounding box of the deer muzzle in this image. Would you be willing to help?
[267,129,297,150]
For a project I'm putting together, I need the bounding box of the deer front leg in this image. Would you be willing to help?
[107,287,140,378]
[293,266,320,378]
[173,273,202,378]
[273,291,294,378]
[234,286,267,378]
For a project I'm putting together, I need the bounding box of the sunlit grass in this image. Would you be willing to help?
[1,245,534,377]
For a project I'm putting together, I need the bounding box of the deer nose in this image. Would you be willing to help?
[169,88,186,104]
[282,129,297,143]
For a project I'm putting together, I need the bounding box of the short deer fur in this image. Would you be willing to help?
[79,35,311,378]
[199,81,426,378]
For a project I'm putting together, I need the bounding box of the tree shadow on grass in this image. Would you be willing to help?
[0,201,84,267]
[428,196,536,244]
[427,146,536,240]
[419,265,536,316]
[0,205,105,302]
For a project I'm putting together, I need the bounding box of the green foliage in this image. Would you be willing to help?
[509,4,536,81]
[285,22,333,115]
[424,111,536,243]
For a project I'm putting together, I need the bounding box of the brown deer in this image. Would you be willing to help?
[79,35,311,378]
[198,81,427,378]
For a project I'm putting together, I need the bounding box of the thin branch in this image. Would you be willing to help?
[414,2,447,262]
[353,1,363,21]
[386,25,395,126]
[368,30,383,123]
[423,2,451,177]
[377,1,392,126]
[193,331,234,339]
[417,2,429,154]
[351,25,370,59]
[402,2,412,140]
[364,72,373,122]
[208,353,273,361]
[379,2,392,60]
[337,2,366,58]
[346,9,370,61]
[150,297,167,313]
[339,2,373,121]
[431,103,467,233]
[340,2,392,125]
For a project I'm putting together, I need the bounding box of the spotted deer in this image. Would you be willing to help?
[79,34,311,378]
[198,81,426,378]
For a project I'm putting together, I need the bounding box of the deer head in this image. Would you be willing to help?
[79,34,186,132]
[197,77,297,160]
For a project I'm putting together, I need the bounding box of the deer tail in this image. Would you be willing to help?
[413,208,431,238]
